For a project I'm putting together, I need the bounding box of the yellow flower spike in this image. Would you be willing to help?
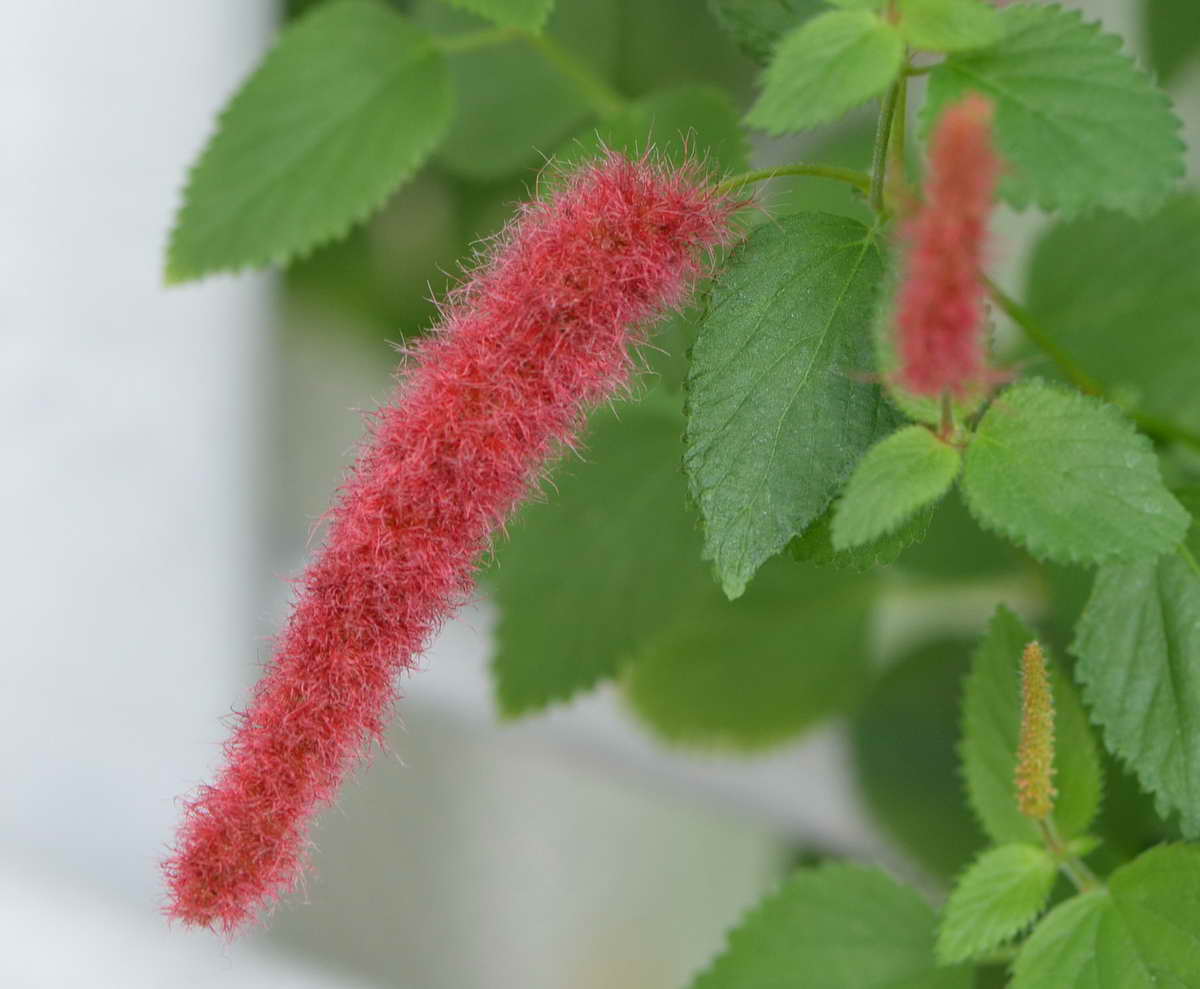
[1015,640,1057,820]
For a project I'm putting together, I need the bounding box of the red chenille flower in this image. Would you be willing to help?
[895,93,1001,398]
[164,153,737,934]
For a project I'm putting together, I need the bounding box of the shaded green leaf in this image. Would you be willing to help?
[624,556,875,751]
[706,0,823,63]
[789,500,933,571]
[415,0,593,180]
[961,381,1189,566]
[746,10,904,134]
[1013,845,1200,987]
[1073,553,1200,836]
[167,1,453,281]
[937,844,1057,964]
[489,401,711,716]
[1025,193,1200,438]
[897,0,1003,53]
[832,425,960,551]
[441,0,555,31]
[923,3,1184,216]
[691,863,972,989]
[685,212,895,599]
[559,84,749,171]
[1144,0,1200,84]
[896,488,1022,579]
[852,639,984,879]
[962,607,1102,845]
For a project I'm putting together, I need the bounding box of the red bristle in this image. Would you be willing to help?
[163,152,738,935]
[895,93,1001,398]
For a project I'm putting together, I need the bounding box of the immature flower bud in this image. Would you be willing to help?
[894,92,1001,398]
[163,153,737,935]
[1015,640,1057,820]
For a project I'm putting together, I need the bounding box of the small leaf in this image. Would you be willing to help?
[489,401,712,716]
[690,863,972,989]
[1072,553,1200,836]
[1025,193,1200,438]
[789,500,933,571]
[852,639,985,879]
[440,0,555,31]
[1013,845,1200,987]
[746,10,905,135]
[832,425,961,551]
[961,381,1189,566]
[167,2,453,281]
[559,84,750,171]
[685,212,896,599]
[624,557,875,750]
[706,0,823,64]
[937,844,1057,964]
[897,0,1003,53]
[923,2,1184,216]
[962,607,1102,846]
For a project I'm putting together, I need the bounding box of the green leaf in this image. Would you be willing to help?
[167,1,453,282]
[489,401,712,716]
[706,0,823,64]
[852,639,985,879]
[897,489,1022,579]
[558,84,749,171]
[1144,0,1200,84]
[937,844,1057,964]
[832,425,960,551]
[962,607,1102,845]
[1013,845,1200,987]
[1072,553,1200,836]
[789,500,933,571]
[1025,194,1200,438]
[440,0,555,31]
[690,863,972,989]
[961,381,1189,566]
[624,556,875,750]
[414,0,591,181]
[897,0,1003,53]
[923,3,1184,217]
[746,10,904,135]
[685,212,896,599]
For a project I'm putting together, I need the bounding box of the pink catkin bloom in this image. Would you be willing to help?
[895,92,1002,398]
[163,152,737,935]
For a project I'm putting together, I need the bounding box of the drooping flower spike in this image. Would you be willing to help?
[164,152,738,935]
[894,92,1002,399]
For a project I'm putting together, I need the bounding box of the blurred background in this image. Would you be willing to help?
[2,1,1196,986]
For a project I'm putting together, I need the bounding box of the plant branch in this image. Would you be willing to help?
[434,27,520,54]
[435,29,623,119]
[712,164,872,197]
[869,79,902,213]
[522,32,625,119]
[985,278,1200,452]
[1038,819,1101,893]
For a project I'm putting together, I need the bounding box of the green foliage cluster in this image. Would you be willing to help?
[168,0,1200,982]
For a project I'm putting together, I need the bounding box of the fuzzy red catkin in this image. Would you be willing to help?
[895,92,1001,398]
[163,153,737,935]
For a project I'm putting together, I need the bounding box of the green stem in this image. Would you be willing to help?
[1180,545,1200,579]
[712,164,872,197]
[890,71,908,181]
[1038,819,1101,893]
[522,32,625,118]
[869,79,902,213]
[434,27,520,53]
[434,28,623,119]
[986,278,1200,451]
